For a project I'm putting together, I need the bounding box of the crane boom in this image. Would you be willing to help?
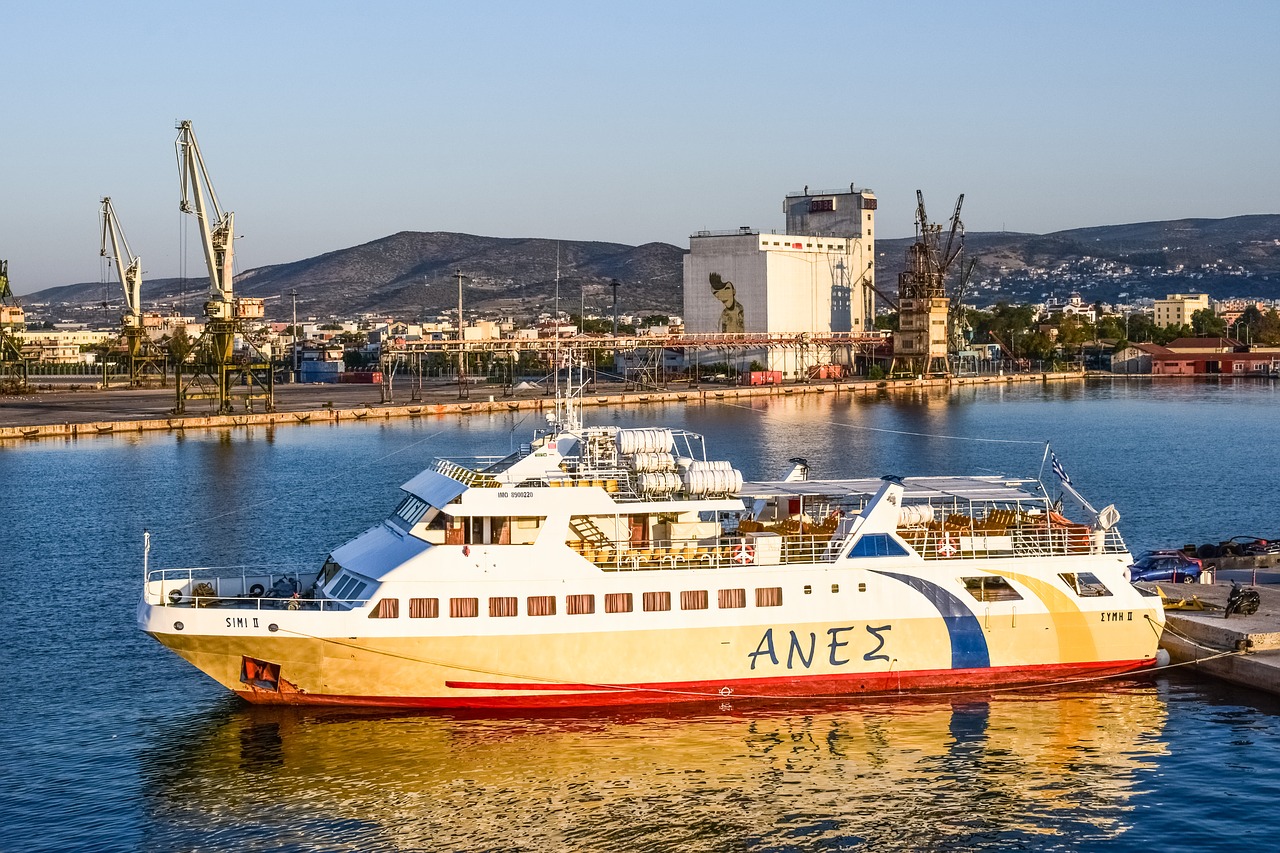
[99,197,143,327]
[941,193,965,269]
[175,120,235,319]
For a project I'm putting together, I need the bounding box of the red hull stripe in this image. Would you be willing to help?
[236,659,1156,709]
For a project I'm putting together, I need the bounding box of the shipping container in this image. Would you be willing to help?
[300,361,342,384]
[739,371,783,386]
[338,371,383,384]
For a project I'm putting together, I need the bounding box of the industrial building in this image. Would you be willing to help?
[682,186,878,377]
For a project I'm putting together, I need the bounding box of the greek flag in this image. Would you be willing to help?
[1051,452,1071,485]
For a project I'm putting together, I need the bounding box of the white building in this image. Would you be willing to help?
[1042,292,1097,323]
[682,187,877,377]
[1153,293,1210,328]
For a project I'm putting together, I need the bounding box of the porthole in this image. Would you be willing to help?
[803,585,813,595]
[173,621,184,631]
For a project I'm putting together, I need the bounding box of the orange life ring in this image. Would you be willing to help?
[732,543,755,565]
[938,536,958,558]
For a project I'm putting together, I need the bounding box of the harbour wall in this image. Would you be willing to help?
[0,371,1081,443]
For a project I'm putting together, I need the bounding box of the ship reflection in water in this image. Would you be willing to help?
[141,685,1166,851]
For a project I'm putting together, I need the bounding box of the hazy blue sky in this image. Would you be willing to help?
[3,0,1277,294]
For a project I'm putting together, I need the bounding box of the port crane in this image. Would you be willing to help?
[890,191,967,376]
[0,259,33,387]
[99,197,166,386]
[173,120,273,414]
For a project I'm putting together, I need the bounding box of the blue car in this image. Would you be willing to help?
[1128,551,1203,583]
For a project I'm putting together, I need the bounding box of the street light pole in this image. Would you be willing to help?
[290,288,298,383]
[456,270,467,399]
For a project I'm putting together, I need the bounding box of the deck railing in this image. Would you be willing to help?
[143,566,366,611]
[572,524,1126,572]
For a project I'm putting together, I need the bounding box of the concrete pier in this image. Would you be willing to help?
[0,371,1082,443]
[1157,574,1280,694]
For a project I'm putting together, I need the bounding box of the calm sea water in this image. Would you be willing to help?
[3,377,1280,852]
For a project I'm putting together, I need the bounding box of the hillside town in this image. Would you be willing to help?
[7,285,1280,390]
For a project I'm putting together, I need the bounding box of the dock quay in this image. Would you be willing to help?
[1157,573,1280,695]
[0,370,1081,443]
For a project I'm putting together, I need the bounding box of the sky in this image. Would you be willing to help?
[3,0,1277,294]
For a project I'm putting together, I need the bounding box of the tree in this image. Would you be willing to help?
[335,331,368,348]
[873,311,899,332]
[1126,314,1156,343]
[1257,309,1280,345]
[1239,305,1266,343]
[1094,314,1126,341]
[1055,315,1092,352]
[1191,308,1226,337]
[166,326,195,365]
[1153,323,1193,345]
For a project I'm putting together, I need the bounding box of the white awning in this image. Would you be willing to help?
[400,468,468,507]
[739,476,1043,504]
[331,523,430,580]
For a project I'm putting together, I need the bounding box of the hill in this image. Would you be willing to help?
[876,214,1280,306]
[21,215,1280,323]
[27,232,687,323]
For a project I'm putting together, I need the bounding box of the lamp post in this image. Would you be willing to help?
[456,270,467,399]
[289,289,299,383]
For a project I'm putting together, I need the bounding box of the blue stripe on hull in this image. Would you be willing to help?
[871,571,991,669]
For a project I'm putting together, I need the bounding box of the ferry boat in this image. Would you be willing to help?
[138,391,1166,708]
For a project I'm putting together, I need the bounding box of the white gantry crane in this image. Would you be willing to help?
[172,120,272,414]
[100,196,165,386]
[99,196,143,330]
[175,120,236,320]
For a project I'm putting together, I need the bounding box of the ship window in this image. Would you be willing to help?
[848,534,910,558]
[1059,572,1113,597]
[409,598,439,618]
[831,584,840,593]
[680,590,709,611]
[450,597,479,618]
[756,587,783,607]
[804,585,812,594]
[718,589,746,609]
[960,576,1023,602]
[605,593,633,613]
[643,591,671,612]
[567,594,595,615]
[527,595,557,616]
[489,596,518,617]
[330,575,368,602]
[394,496,429,527]
[369,598,400,618]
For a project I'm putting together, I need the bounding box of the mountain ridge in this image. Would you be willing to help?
[20,214,1280,322]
